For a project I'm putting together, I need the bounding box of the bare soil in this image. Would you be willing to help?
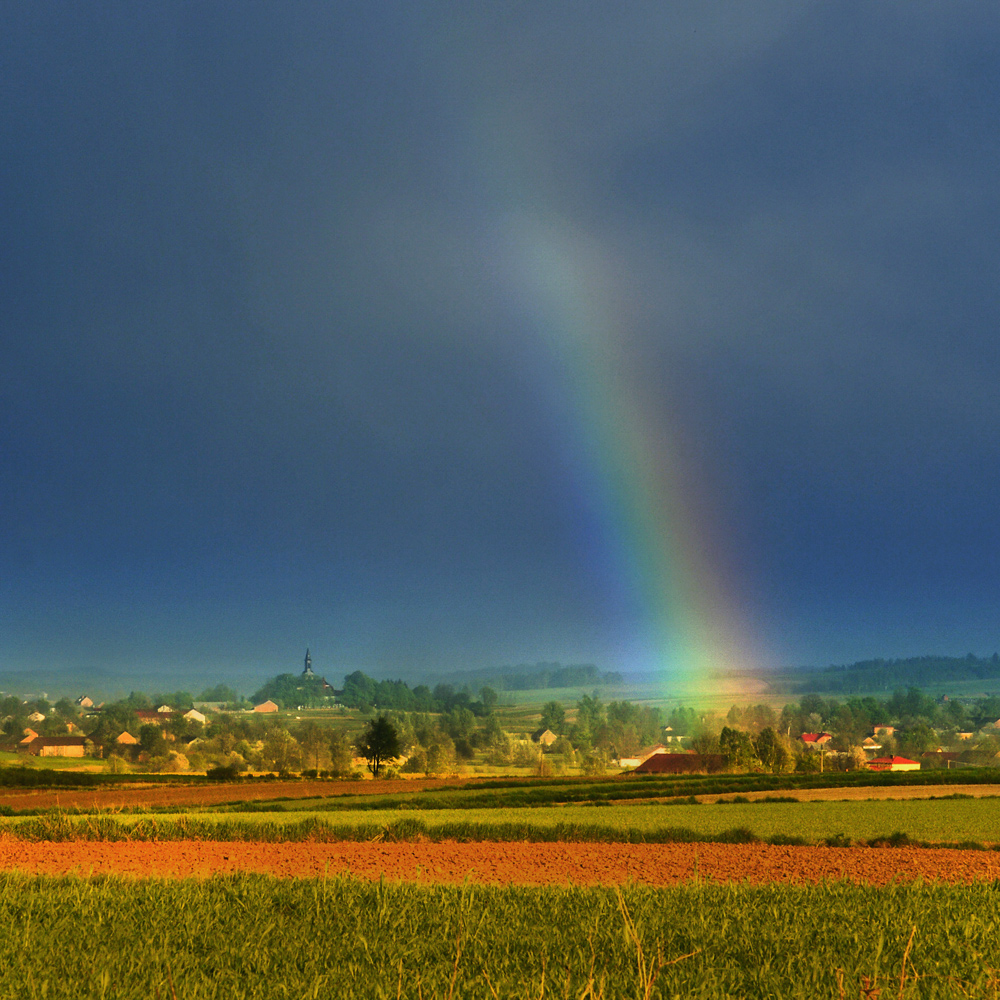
[698,783,1000,803]
[0,777,466,812]
[8,778,998,814]
[1,838,998,885]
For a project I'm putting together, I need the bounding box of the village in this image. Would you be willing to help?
[4,659,1000,781]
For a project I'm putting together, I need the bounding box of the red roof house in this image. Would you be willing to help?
[867,755,920,772]
[632,752,724,775]
[800,732,833,748]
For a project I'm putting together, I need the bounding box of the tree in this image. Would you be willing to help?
[754,727,791,773]
[261,726,300,773]
[356,714,402,778]
[540,700,565,734]
[139,723,167,757]
[199,684,239,703]
[296,721,330,773]
[480,686,498,712]
[53,697,77,721]
[719,726,759,770]
[328,730,354,777]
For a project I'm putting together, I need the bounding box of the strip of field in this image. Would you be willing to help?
[11,796,999,847]
[3,770,1000,814]
[3,839,1000,884]
[2,873,1000,998]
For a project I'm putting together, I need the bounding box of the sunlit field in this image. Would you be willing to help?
[3,875,1000,999]
[5,795,1000,847]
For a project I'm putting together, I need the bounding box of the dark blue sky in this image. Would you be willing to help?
[4,3,1000,692]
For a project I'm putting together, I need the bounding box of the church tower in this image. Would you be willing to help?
[302,648,315,677]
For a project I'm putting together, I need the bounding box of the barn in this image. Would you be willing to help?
[631,752,725,775]
[23,736,89,758]
[867,755,920,772]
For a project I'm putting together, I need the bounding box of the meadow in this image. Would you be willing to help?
[4,874,1000,998]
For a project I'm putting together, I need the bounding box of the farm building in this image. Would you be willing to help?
[22,736,90,757]
[184,709,207,724]
[136,709,176,726]
[18,728,38,746]
[800,732,833,749]
[530,728,558,747]
[631,752,725,775]
[867,755,920,772]
[254,700,279,713]
[619,744,671,768]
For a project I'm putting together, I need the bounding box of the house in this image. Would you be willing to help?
[253,700,279,714]
[874,726,896,737]
[136,709,177,726]
[75,695,94,709]
[156,704,172,714]
[800,732,833,749]
[23,736,89,758]
[631,752,724,775]
[18,728,39,747]
[27,711,45,723]
[957,732,975,740]
[867,755,920,772]
[620,744,671,768]
[184,709,207,724]
[861,737,882,751]
[530,728,558,747]
[115,731,139,745]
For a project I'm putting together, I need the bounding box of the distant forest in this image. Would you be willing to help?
[250,662,623,712]
[481,662,624,691]
[796,653,1000,694]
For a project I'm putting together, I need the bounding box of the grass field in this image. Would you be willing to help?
[217,795,1000,845]
[3,874,1000,998]
[7,795,1000,846]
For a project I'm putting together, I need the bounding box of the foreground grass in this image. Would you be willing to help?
[3,875,1000,998]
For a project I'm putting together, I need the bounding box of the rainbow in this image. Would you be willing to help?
[502,213,761,695]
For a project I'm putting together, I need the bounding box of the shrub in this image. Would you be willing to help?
[206,763,243,781]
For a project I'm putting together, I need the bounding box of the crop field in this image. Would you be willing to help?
[4,874,1000,998]
[3,773,1000,997]
[6,795,1000,847]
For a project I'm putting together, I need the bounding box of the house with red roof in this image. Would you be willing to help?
[632,752,724,775]
[867,755,920,772]
[800,732,833,749]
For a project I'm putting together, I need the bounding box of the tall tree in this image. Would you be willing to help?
[540,700,566,734]
[356,715,402,778]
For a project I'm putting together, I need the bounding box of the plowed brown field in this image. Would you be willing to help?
[2,838,998,885]
[0,777,464,812]
[5,780,999,813]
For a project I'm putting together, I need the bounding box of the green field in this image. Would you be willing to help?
[195,796,1000,844]
[3,874,1000,998]
[8,796,1000,847]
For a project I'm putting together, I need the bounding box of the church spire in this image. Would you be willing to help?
[302,648,314,677]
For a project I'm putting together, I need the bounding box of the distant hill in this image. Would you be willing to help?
[420,662,624,692]
[790,653,1000,695]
